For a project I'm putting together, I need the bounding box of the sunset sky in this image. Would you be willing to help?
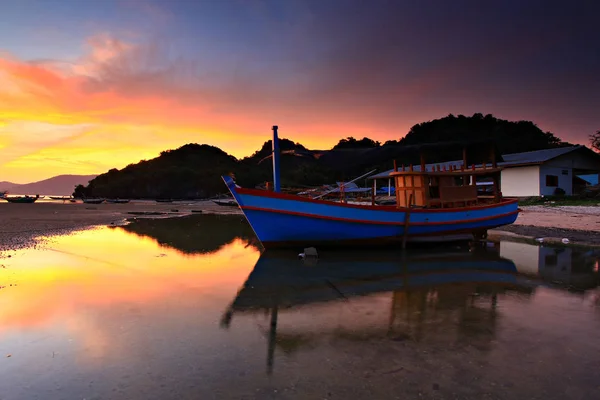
[1,0,598,183]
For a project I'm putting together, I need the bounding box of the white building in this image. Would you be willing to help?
[499,146,600,197]
[370,145,600,197]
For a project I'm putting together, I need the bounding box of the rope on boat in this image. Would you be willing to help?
[312,169,377,200]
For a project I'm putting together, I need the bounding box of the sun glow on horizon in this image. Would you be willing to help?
[0,33,391,183]
[6,12,468,185]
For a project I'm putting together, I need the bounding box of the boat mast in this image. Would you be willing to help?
[272,125,281,192]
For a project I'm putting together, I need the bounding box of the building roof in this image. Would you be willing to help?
[369,145,587,180]
[500,146,582,165]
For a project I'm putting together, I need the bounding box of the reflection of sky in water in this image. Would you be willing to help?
[0,220,599,399]
[1,226,260,336]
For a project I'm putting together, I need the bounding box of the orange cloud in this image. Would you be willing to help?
[0,31,418,182]
[0,32,572,185]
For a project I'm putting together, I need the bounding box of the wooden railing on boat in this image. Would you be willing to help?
[361,139,507,209]
[390,165,503,209]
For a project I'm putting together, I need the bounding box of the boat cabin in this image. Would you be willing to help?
[391,164,501,208]
[376,141,504,209]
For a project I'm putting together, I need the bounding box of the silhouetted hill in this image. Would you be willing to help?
[332,137,381,150]
[236,138,334,188]
[398,113,564,153]
[75,144,237,199]
[0,175,97,195]
[75,114,571,198]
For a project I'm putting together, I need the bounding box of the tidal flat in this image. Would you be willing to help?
[1,213,599,399]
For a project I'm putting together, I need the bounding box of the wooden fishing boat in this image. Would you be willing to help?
[2,195,39,204]
[222,126,520,249]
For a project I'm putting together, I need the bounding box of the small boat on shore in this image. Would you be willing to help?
[106,199,130,204]
[2,194,40,204]
[49,196,72,201]
[83,198,105,204]
[221,126,519,249]
[213,198,238,207]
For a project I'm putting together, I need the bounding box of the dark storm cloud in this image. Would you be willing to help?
[262,0,599,139]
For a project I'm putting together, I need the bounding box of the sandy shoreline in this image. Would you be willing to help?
[491,205,600,246]
[1,202,599,253]
[0,201,242,253]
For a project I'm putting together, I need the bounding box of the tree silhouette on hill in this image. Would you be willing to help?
[399,113,564,153]
[73,113,572,199]
[591,131,600,152]
[332,137,381,150]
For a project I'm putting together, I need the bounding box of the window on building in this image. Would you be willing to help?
[545,254,558,267]
[561,170,569,175]
[546,175,559,187]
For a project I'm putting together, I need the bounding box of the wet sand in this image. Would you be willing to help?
[0,201,241,253]
[492,205,600,246]
[1,221,599,400]
[1,202,599,253]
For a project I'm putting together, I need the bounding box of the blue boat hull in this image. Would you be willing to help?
[222,176,519,248]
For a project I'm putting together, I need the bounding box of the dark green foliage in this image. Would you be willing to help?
[74,114,572,198]
[400,113,564,153]
[333,137,381,150]
[75,144,238,199]
[73,184,87,198]
[591,131,600,152]
[553,187,566,196]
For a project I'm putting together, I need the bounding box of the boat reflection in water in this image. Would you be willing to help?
[221,247,532,374]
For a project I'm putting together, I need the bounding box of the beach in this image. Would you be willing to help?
[1,201,599,253]
[2,201,600,400]
[0,201,242,253]
[491,205,600,246]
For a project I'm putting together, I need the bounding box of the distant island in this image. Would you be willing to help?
[0,175,97,196]
[74,113,575,199]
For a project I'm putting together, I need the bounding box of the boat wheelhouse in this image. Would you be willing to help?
[386,144,503,209]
